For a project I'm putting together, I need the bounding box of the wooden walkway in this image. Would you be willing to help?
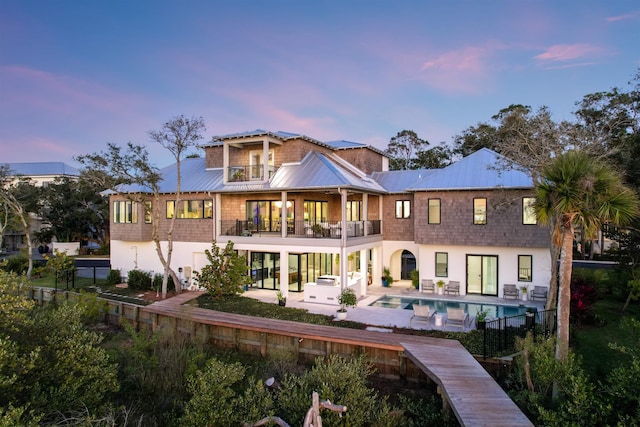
[144,292,532,427]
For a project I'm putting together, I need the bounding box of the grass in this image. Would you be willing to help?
[573,296,639,379]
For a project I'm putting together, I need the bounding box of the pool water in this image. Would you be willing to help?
[369,295,534,318]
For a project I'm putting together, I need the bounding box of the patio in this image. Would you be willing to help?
[242,282,547,332]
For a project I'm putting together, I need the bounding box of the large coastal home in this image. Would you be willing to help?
[110,130,551,304]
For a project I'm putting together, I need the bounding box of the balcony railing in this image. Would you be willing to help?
[227,164,277,182]
[219,219,381,239]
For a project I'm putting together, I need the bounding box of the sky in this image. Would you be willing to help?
[1,1,639,168]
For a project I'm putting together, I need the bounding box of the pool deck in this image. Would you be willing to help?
[243,281,546,332]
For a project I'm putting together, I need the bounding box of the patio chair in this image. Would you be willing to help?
[444,281,460,295]
[446,307,468,329]
[421,279,435,293]
[410,304,435,327]
[503,284,519,299]
[531,286,548,302]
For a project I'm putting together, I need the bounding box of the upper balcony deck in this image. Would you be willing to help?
[219,219,381,239]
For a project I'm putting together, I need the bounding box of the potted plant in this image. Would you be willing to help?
[312,223,323,237]
[436,280,445,295]
[475,309,489,330]
[410,270,420,290]
[520,285,529,301]
[381,267,393,287]
[336,287,357,320]
[276,291,286,307]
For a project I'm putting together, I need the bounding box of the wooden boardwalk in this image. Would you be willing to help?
[144,292,532,427]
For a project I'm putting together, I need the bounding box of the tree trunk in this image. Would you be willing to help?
[556,219,574,361]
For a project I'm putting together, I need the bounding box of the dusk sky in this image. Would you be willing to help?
[1,1,639,167]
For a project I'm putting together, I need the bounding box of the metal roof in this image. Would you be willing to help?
[370,169,438,193]
[121,152,386,195]
[407,148,533,191]
[2,162,80,177]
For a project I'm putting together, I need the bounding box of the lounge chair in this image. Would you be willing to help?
[444,281,460,295]
[531,286,548,302]
[446,307,468,328]
[410,304,435,327]
[421,279,435,293]
[503,284,519,299]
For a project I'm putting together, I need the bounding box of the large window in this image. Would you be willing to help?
[346,200,361,221]
[113,201,137,224]
[247,200,293,232]
[473,198,487,225]
[304,201,328,223]
[428,199,441,224]
[518,255,532,282]
[166,200,213,219]
[395,200,411,219]
[523,197,536,225]
[144,201,152,223]
[435,252,448,277]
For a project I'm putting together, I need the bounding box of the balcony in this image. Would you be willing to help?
[219,219,381,239]
[227,164,277,183]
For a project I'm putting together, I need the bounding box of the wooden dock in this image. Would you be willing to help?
[142,292,532,427]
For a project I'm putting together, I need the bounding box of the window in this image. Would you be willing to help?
[435,252,448,277]
[304,201,328,223]
[144,201,152,223]
[166,200,212,219]
[395,200,411,218]
[428,199,441,224]
[249,149,274,180]
[473,198,487,225]
[346,200,361,221]
[113,201,137,224]
[518,255,532,282]
[523,197,536,225]
[204,200,213,219]
[166,201,175,219]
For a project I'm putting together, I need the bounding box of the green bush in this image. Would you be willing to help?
[0,252,29,274]
[127,269,151,291]
[411,269,419,289]
[105,269,122,286]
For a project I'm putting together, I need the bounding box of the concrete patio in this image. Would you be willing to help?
[242,281,546,333]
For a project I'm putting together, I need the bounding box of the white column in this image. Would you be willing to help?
[360,248,367,296]
[340,188,348,290]
[263,140,269,181]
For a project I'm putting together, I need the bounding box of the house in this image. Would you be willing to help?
[109,130,551,302]
[1,162,80,252]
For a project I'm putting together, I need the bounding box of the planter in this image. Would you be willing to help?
[521,293,528,302]
[382,279,389,287]
[278,299,286,307]
[336,310,347,320]
[476,320,486,330]
[438,287,444,295]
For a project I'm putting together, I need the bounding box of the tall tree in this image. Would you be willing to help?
[385,130,429,170]
[0,167,40,278]
[534,151,638,368]
[76,115,206,298]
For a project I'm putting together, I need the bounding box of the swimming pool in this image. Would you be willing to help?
[369,295,534,318]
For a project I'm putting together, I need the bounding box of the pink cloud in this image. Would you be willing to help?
[415,43,506,95]
[534,44,603,62]
[606,12,640,23]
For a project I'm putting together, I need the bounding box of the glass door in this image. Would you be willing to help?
[466,255,498,296]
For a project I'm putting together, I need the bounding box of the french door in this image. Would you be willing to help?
[466,255,498,296]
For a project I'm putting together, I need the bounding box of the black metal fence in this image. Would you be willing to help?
[482,308,556,359]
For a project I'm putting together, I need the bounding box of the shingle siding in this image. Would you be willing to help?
[413,190,548,247]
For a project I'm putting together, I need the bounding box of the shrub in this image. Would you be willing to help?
[411,269,420,289]
[105,269,122,286]
[571,275,597,325]
[152,272,175,293]
[127,270,152,291]
[194,241,252,299]
[0,251,29,274]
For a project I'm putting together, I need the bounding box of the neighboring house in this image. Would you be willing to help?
[110,130,551,301]
[1,162,80,252]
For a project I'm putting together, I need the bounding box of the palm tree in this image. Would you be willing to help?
[534,150,639,363]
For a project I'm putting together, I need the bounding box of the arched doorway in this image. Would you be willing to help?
[400,250,416,280]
